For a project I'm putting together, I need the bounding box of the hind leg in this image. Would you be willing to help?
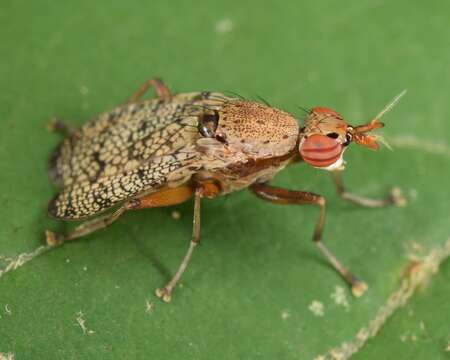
[46,185,194,246]
[46,206,126,245]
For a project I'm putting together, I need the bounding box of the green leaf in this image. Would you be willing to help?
[1,1,449,359]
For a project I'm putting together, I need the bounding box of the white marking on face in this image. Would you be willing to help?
[314,149,347,172]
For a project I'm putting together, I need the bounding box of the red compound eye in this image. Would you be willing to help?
[299,134,343,168]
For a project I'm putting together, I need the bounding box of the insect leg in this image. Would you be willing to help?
[331,171,406,208]
[46,185,195,246]
[47,118,78,137]
[46,206,127,246]
[250,182,368,297]
[129,77,171,103]
[155,189,202,303]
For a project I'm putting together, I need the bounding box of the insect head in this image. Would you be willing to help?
[299,91,406,171]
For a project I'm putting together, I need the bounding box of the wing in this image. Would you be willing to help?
[48,149,200,219]
[49,92,206,188]
[48,92,232,220]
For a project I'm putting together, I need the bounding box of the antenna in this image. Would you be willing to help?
[373,89,407,122]
[352,90,407,149]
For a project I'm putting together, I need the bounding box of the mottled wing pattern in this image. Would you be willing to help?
[48,150,200,219]
[48,92,232,220]
[49,93,206,188]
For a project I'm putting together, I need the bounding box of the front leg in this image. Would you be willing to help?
[250,182,367,297]
[331,171,406,208]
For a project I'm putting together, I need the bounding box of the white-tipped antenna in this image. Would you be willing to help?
[373,89,407,122]
[369,90,406,151]
[372,134,393,151]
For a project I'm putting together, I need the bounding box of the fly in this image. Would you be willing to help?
[46,78,406,302]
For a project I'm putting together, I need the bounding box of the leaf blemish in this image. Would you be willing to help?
[0,352,15,360]
[389,135,450,158]
[4,304,11,316]
[145,300,155,314]
[308,300,324,317]
[280,309,291,320]
[171,210,181,220]
[214,18,234,34]
[331,286,349,311]
[0,245,51,280]
[75,311,95,335]
[316,237,450,360]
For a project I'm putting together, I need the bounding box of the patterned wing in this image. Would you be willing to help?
[48,92,232,219]
[48,93,209,188]
[48,149,200,220]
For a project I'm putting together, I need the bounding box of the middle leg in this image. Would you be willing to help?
[155,180,221,302]
[155,189,202,303]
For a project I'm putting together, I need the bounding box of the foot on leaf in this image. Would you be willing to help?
[155,287,172,303]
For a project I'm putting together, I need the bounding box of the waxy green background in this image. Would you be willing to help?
[1,1,449,359]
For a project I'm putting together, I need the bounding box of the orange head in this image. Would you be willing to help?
[298,91,405,170]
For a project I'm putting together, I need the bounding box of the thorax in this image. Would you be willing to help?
[192,99,300,194]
